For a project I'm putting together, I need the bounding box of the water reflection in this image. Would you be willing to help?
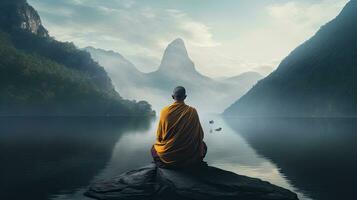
[1,116,321,200]
[89,116,308,200]
[93,119,157,180]
[224,117,357,200]
[0,116,153,200]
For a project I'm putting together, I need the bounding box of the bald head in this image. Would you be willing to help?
[172,86,187,101]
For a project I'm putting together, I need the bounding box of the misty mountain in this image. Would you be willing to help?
[150,38,212,86]
[220,72,263,88]
[0,0,154,116]
[86,38,263,113]
[84,46,145,98]
[224,0,357,117]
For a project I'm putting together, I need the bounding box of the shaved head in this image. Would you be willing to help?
[172,86,186,101]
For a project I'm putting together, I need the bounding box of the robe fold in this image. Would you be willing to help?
[153,102,205,166]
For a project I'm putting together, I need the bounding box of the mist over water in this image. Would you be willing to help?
[0,117,153,200]
[0,115,329,200]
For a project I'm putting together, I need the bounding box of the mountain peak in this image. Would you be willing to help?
[170,37,185,47]
[158,38,196,73]
[164,38,188,58]
[0,0,49,37]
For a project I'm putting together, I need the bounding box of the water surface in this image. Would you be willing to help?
[2,116,355,200]
[225,117,357,200]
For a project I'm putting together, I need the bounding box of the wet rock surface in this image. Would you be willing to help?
[85,164,298,200]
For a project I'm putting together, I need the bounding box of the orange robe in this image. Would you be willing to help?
[153,102,205,166]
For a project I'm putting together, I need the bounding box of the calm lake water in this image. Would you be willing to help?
[1,116,356,200]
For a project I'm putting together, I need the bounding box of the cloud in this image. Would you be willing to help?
[166,9,220,47]
[28,0,349,77]
[29,0,219,72]
[212,0,348,77]
[267,0,348,39]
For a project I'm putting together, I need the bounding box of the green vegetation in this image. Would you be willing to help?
[0,30,153,116]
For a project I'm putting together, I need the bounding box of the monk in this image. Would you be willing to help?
[151,86,207,168]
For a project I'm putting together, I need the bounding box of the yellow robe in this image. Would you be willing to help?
[154,102,205,166]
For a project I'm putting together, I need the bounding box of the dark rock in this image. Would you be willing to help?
[85,164,298,200]
[0,0,49,37]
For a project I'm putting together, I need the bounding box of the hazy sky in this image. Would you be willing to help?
[29,0,348,77]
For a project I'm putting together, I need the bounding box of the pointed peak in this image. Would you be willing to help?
[166,38,187,54]
[170,38,185,46]
[164,38,188,58]
[158,38,196,73]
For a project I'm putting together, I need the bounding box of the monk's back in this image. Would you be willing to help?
[153,102,206,167]
[160,102,197,134]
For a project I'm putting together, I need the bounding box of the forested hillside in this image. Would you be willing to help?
[0,0,153,116]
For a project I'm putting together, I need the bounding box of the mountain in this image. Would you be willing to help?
[145,38,213,93]
[224,0,357,117]
[221,72,263,89]
[0,0,48,37]
[86,39,263,113]
[158,38,195,73]
[155,38,208,80]
[0,0,154,116]
[84,46,145,98]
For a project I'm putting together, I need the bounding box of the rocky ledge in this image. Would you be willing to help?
[85,164,298,200]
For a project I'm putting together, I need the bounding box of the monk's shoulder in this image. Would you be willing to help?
[160,105,171,116]
[161,105,170,111]
[187,105,198,114]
